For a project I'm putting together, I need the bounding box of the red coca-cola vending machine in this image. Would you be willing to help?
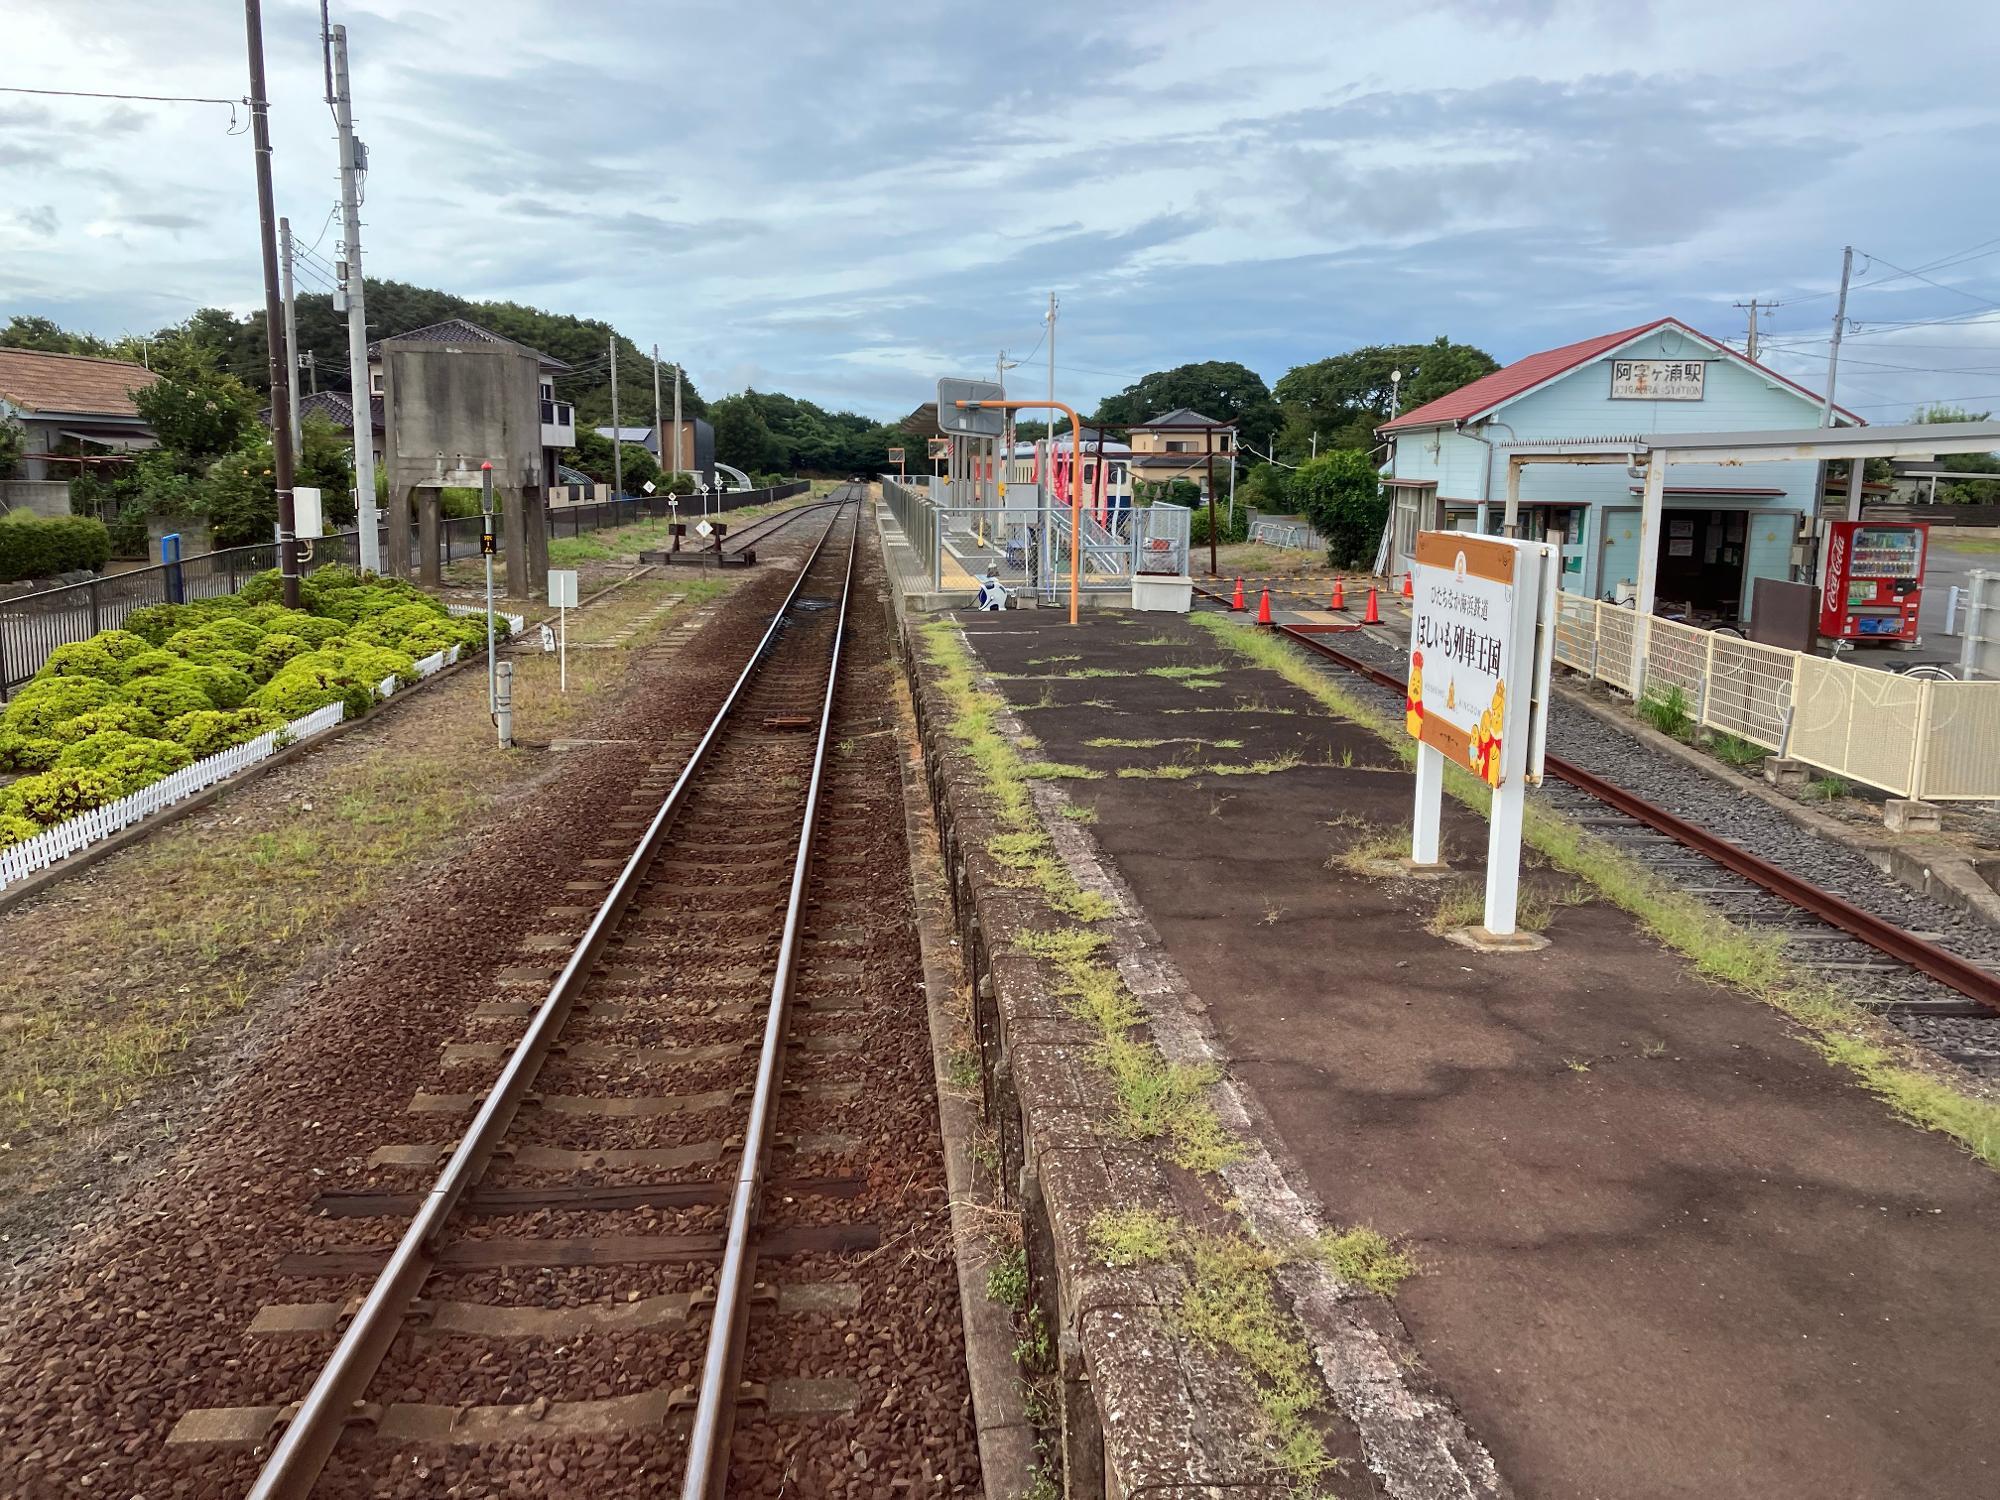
[1819,521,1927,643]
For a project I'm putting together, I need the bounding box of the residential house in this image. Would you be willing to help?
[0,348,158,514]
[1377,317,1861,622]
[1126,408,1235,497]
[593,419,717,486]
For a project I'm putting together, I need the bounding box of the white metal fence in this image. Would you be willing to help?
[1247,516,1325,551]
[0,641,467,887]
[1553,596,2000,800]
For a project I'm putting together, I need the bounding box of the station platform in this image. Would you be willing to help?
[911,597,2000,1499]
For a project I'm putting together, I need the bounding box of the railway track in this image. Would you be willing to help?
[1193,587,2000,1077]
[164,497,973,1495]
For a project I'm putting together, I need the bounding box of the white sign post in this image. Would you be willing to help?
[548,568,578,693]
[1404,532,1556,943]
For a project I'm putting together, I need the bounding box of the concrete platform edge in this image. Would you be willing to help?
[883,556,1508,1498]
[888,617,1039,1499]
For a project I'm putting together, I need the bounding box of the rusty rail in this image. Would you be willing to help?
[1190,583,2000,1019]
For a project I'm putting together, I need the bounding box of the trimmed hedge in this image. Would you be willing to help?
[0,512,111,584]
[0,567,492,851]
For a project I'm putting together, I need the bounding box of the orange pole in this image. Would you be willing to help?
[957,398,1085,625]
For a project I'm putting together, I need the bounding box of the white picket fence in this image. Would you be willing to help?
[0,640,468,888]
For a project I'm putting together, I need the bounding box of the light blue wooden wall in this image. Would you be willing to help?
[1389,325,1831,610]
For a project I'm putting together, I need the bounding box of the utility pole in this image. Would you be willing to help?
[651,344,663,487]
[608,333,623,499]
[245,0,299,608]
[303,350,317,394]
[1732,297,1773,362]
[279,215,303,455]
[1822,248,1853,427]
[329,19,379,574]
[672,363,683,481]
[1045,292,1056,589]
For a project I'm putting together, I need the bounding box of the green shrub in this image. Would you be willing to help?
[0,811,41,850]
[119,648,183,681]
[251,632,309,678]
[163,707,283,757]
[2,675,115,735]
[124,601,235,645]
[0,731,59,772]
[94,739,194,796]
[45,703,163,744]
[1288,450,1388,569]
[180,662,254,710]
[118,673,214,723]
[56,729,155,771]
[346,602,448,651]
[1189,502,1250,547]
[38,638,129,685]
[6,765,120,824]
[0,511,112,583]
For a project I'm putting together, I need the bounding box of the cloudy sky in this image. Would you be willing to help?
[4,0,2000,422]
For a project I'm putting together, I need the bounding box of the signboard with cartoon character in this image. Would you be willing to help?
[1405,530,1555,941]
[1407,533,1526,787]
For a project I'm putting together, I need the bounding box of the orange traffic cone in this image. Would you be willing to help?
[1401,571,1414,599]
[1330,577,1346,611]
[1362,586,1382,625]
[1256,587,1273,626]
[1231,576,1246,611]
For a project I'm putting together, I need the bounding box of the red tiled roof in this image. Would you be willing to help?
[0,348,156,418]
[1379,317,1860,433]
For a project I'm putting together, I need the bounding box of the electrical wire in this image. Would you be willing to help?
[1852,249,2000,312]
[0,84,246,105]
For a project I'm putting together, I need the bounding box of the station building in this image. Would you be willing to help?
[1377,318,1861,622]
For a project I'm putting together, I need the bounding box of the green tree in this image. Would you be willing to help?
[0,415,23,478]
[1,315,113,356]
[1909,403,2000,503]
[1288,450,1386,568]
[1274,338,1498,458]
[1093,361,1282,453]
[711,394,780,472]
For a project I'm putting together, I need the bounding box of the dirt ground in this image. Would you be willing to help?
[956,605,2000,1500]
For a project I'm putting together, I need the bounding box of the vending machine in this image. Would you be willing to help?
[1818,521,1928,643]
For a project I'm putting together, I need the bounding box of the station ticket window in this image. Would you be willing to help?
[1654,509,1748,623]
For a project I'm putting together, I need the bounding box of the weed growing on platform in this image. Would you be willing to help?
[987,831,1116,921]
[1088,1207,1177,1266]
[1332,832,1403,874]
[1117,764,1199,780]
[1427,881,1554,935]
[1181,1234,1341,1494]
[1059,804,1099,824]
[1195,613,2000,1172]
[1021,759,1102,781]
[1313,1226,1417,1296]
[1802,774,1850,802]
[1144,663,1226,690]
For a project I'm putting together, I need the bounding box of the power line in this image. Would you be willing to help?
[0,84,247,105]
[1852,248,2000,312]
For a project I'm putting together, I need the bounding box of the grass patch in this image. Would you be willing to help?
[987,831,1116,921]
[1117,764,1200,780]
[1144,663,1227,690]
[1059,804,1099,824]
[1425,879,1556,935]
[1802,774,1850,802]
[1707,731,1772,769]
[1314,1226,1417,1296]
[1637,685,1695,740]
[1195,610,2000,1171]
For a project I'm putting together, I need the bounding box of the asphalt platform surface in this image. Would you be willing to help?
[953,603,1999,1500]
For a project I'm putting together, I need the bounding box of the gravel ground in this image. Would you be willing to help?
[1309,625,2000,1079]
[0,510,978,1498]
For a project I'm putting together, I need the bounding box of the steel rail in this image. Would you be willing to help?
[721,488,855,556]
[1190,585,2000,1018]
[680,480,860,1497]
[245,499,857,1500]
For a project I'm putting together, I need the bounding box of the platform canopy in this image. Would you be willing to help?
[1635,419,2000,466]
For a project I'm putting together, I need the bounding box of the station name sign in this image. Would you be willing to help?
[1406,533,1523,785]
[1609,358,1705,401]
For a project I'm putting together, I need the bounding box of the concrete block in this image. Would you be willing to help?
[1132,574,1193,612]
[1763,757,1813,788]
[1884,798,1943,835]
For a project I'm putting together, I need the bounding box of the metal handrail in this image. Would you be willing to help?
[244,500,855,1500]
[679,494,858,1499]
